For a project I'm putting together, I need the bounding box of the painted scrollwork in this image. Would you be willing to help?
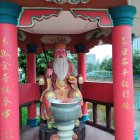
[67,0,80,4]
[45,0,89,4]
[41,35,72,44]
[18,30,26,41]
[86,28,111,40]
[54,0,67,4]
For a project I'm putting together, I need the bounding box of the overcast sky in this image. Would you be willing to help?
[88,44,112,62]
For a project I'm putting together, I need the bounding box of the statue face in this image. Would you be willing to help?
[54,44,67,58]
[53,44,68,81]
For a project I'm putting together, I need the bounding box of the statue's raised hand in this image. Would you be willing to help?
[46,68,53,78]
[68,76,78,89]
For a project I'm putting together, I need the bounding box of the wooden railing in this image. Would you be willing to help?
[81,81,114,134]
[19,83,40,129]
[19,83,40,105]
[84,99,114,134]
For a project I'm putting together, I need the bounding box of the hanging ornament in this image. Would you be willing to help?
[45,0,90,4]
[67,0,80,4]
[53,0,67,4]
[81,0,89,4]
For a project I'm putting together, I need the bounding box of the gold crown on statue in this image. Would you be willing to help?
[54,36,67,44]
[55,43,66,50]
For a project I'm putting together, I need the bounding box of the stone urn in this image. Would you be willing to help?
[51,99,81,140]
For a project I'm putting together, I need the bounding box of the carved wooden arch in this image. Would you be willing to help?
[18,7,113,28]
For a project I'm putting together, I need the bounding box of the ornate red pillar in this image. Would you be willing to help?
[0,2,21,140]
[75,44,89,122]
[26,44,38,127]
[109,6,136,140]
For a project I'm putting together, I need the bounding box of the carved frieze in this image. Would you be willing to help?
[45,0,90,4]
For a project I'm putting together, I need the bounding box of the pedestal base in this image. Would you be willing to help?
[81,114,90,122]
[27,118,38,127]
[39,122,85,140]
[57,122,74,140]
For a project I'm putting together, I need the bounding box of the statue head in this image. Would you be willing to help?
[53,44,69,81]
[54,44,67,58]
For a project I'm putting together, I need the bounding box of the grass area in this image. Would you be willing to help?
[21,107,28,127]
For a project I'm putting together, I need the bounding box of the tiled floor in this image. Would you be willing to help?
[20,109,140,140]
[135,110,140,138]
[20,125,114,140]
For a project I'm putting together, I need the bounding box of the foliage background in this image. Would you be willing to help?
[18,49,140,83]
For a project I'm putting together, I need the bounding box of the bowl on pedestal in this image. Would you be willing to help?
[51,99,81,140]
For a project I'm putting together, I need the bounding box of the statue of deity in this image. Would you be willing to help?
[40,44,83,126]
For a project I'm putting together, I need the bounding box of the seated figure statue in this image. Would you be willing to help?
[40,44,83,131]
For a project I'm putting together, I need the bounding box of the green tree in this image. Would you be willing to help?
[18,49,26,74]
[69,53,78,70]
[99,51,140,75]
[93,60,101,71]
[18,49,53,83]
[100,57,112,71]
[133,50,140,75]
[18,49,26,83]
[36,49,53,77]
[86,62,94,73]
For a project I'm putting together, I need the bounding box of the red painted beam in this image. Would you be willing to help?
[19,82,113,105]
[82,82,113,103]
[19,83,40,105]
[18,8,62,27]
[71,9,112,27]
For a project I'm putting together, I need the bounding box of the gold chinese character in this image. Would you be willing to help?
[1,110,11,120]
[121,47,128,56]
[122,57,128,66]
[0,38,9,47]
[0,131,13,139]
[122,89,130,98]
[1,73,9,83]
[0,61,11,70]
[122,102,131,110]
[2,97,12,106]
[10,135,13,139]
[122,69,128,77]
[0,50,10,58]
[121,80,129,88]
[121,36,128,45]
[0,134,13,140]
[0,86,11,95]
